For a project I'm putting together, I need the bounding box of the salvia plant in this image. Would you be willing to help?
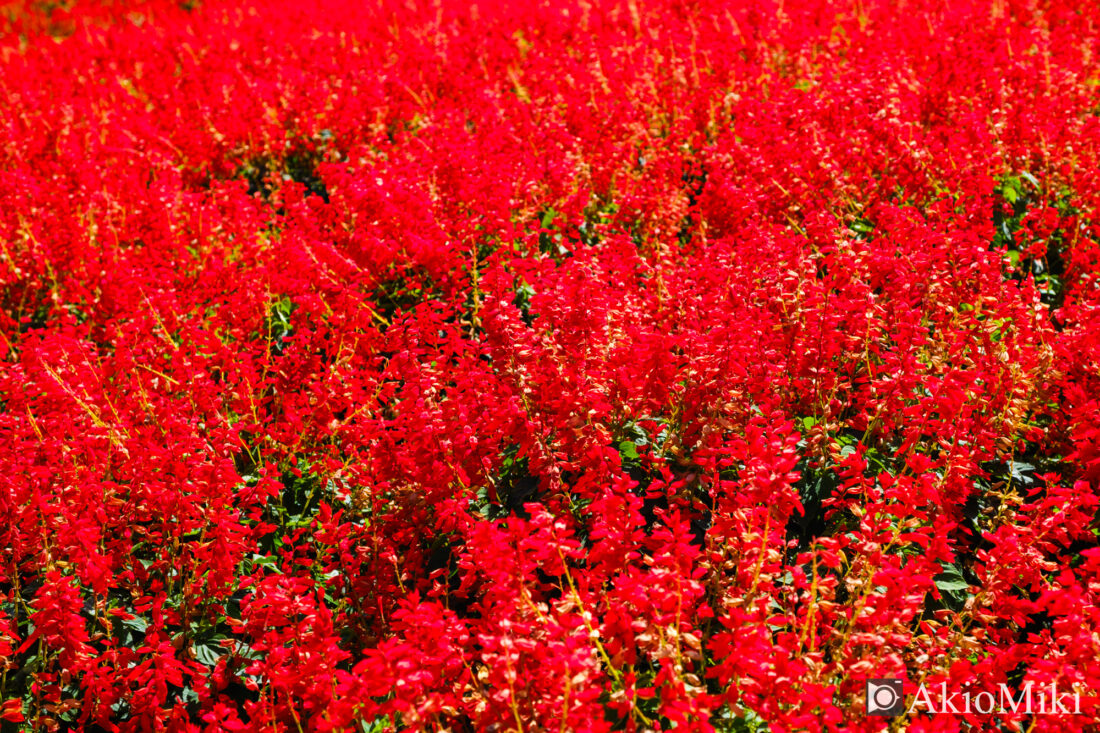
[1,0,1100,730]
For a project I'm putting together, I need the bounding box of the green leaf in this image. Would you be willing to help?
[935,563,970,593]
[1009,462,1036,486]
[619,440,639,461]
[120,616,149,634]
[360,716,394,733]
[194,643,224,667]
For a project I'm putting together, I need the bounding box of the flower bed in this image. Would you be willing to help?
[2,0,1100,730]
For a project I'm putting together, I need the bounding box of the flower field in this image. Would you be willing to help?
[3,0,1100,729]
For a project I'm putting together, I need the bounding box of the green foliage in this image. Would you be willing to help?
[265,295,296,355]
[473,444,542,519]
[369,267,440,328]
[237,131,334,202]
[993,171,1074,310]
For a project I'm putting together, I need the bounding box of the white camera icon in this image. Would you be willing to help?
[866,679,905,716]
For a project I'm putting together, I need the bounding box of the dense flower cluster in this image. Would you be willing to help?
[2,0,1100,730]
